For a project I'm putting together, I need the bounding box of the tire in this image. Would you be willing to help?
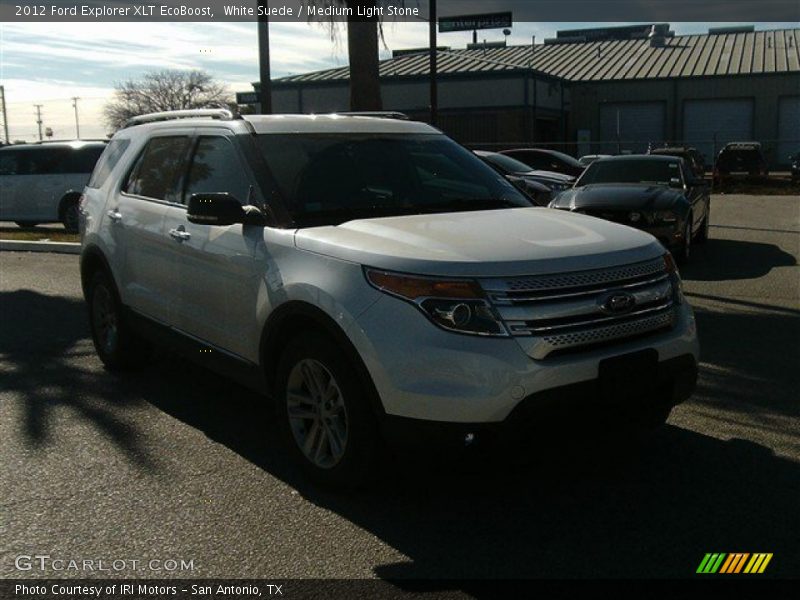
[274,331,382,488]
[676,216,692,264]
[695,206,710,244]
[61,198,80,233]
[87,271,150,371]
[15,221,39,228]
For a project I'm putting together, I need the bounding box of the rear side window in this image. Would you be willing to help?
[124,136,189,202]
[60,145,105,174]
[0,150,20,175]
[27,148,70,174]
[184,136,251,205]
[88,140,130,188]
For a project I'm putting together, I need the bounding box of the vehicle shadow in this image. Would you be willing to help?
[0,289,155,469]
[691,304,800,417]
[142,353,800,580]
[681,238,796,282]
[4,290,799,581]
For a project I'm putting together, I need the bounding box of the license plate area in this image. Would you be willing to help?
[599,348,658,403]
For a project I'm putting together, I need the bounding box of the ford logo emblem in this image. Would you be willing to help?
[600,291,636,314]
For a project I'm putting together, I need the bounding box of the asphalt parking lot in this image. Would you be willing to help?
[1,194,798,582]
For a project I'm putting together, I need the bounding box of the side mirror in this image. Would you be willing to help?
[187,193,265,226]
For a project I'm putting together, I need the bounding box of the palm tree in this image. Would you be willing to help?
[310,1,383,111]
[344,1,383,110]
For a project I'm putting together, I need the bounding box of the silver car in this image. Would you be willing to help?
[0,141,105,231]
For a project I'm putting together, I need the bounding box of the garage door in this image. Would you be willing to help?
[683,99,754,166]
[599,102,665,155]
[778,96,800,166]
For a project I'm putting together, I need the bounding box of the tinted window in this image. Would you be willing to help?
[184,137,250,205]
[124,136,189,201]
[27,148,70,174]
[60,145,105,174]
[257,133,529,225]
[482,153,532,174]
[577,159,683,187]
[88,139,131,188]
[0,150,20,175]
[717,148,764,169]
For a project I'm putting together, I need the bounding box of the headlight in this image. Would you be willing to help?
[653,209,678,223]
[663,252,684,304]
[365,269,508,336]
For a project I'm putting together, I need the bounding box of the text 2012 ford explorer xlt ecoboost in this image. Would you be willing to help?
[80,110,699,486]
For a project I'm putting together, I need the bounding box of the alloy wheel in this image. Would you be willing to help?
[92,284,118,356]
[286,358,349,469]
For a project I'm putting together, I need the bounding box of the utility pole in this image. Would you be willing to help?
[429,0,437,126]
[34,104,43,141]
[71,97,81,139]
[256,1,272,114]
[0,86,9,144]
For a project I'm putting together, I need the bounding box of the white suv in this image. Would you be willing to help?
[80,110,699,486]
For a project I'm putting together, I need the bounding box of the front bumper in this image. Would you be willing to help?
[381,352,697,453]
[352,292,699,424]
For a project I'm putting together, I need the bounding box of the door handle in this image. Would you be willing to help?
[106,210,122,223]
[168,228,191,242]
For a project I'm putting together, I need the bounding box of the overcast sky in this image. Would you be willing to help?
[0,21,794,141]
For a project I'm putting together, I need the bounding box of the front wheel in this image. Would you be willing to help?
[275,332,381,488]
[87,271,150,370]
[695,206,710,244]
[677,217,692,264]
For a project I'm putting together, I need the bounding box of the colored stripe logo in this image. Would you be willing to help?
[697,553,773,574]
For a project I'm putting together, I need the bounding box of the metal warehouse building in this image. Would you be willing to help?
[255,24,800,167]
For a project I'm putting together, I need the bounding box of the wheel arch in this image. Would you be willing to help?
[58,190,83,220]
[80,244,116,299]
[259,301,384,417]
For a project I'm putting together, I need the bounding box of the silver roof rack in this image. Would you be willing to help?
[123,108,234,129]
[333,111,409,120]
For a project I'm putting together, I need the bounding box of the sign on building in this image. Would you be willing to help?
[438,12,512,33]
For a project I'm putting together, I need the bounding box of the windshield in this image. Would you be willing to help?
[482,153,532,174]
[257,133,531,225]
[576,159,683,188]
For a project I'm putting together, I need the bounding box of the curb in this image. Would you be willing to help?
[0,240,81,255]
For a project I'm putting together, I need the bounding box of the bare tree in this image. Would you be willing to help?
[104,70,231,130]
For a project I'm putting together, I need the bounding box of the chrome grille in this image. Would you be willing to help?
[480,257,676,359]
[483,257,665,294]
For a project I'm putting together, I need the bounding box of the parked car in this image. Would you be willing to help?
[80,110,698,487]
[649,146,706,178]
[790,151,799,182]
[578,154,611,167]
[0,141,106,231]
[713,142,768,185]
[474,150,572,205]
[549,155,710,263]
[499,148,585,177]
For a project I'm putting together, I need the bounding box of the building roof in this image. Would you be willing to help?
[275,28,800,84]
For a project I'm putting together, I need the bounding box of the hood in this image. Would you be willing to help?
[552,183,684,210]
[294,207,665,277]
[520,170,575,184]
